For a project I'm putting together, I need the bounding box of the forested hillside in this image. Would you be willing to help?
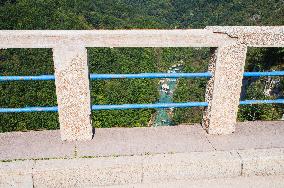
[0,0,283,132]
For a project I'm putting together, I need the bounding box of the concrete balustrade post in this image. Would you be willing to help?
[53,46,92,141]
[202,44,247,134]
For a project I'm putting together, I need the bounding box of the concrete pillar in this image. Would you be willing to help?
[53,46,92,141]
[202,44,247,134]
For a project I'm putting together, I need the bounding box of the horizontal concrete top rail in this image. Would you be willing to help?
[0,29,236,48]
[206,26,284,47]
[0,26,283,48]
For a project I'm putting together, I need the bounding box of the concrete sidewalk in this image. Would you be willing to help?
[1,121,284,160]
[111,175,284,188]
[0,121,283,187]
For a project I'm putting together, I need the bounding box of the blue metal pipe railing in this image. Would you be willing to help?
[243,71,284,77]
[0,99,283,113]
[0,72,210,81]
[0,71,283,113]
[91,102,208,110]
[90,72,212,79]
[0,75,55,81]
[239,99,284,105]
[0,106,58,113]
[0,71,284,81]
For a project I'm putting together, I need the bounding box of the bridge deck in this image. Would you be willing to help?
[0,121,283,160]
[0,121,284,187]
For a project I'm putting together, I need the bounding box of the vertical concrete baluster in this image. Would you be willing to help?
[203,44,247,134]
[53,46,92,141]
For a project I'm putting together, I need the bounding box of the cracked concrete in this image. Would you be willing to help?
[236,151,244,176]
[0,121,284,187]
[0,121,283,161]
[206,26,284,47]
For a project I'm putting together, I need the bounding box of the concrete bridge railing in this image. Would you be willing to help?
[0,26,283,141]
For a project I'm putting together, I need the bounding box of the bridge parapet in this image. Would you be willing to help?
[0,26,283,141]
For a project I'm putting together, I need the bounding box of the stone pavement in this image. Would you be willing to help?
[0,121,283,187]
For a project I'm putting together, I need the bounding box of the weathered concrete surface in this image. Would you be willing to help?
[0,174,33,188]
[0,151,240,187]
[33,156,143,187]
[111,175,284,188]
[202,44,247,134]
[0,131,75,160]
[0,160,34,188]
[207,121,284,150]
[206,26,284,47]
[0,160,35,175]
[0,121,283,161]
[53,46,93,141]
[1,27,282,48]
[0,121,284,187]
[239,148,284,176]
[142,151,241,183]
[76,125,213,157]
[1,148,284,187]
[31,151,241,187]
[0,29,236,48]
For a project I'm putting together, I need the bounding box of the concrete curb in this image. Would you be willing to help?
[238,148,284,176]
[0,148,284,187]
[110,175,284,188]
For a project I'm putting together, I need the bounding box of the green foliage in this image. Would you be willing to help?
[245,48,284,71]
[238,79,283,121]
[171,48,209,124]
[238,47,284,121]
[88,48,159,127]
[169,0,284,28]
[173,78,207,124]
[0,0,283,132]
[0,0,91,29]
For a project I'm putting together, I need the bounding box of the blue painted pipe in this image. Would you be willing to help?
[243,71,284,77]
[0,71,283,81]
[240,99,284,105]
[0,72,211,81]
[91,102,208,110]
[0,102,208,113]
[90,72,212,79]
[0,106,58,113]
[0,75,55,81]
[0,99,283,113]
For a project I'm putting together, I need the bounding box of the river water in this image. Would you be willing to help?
[153,64,184,126]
